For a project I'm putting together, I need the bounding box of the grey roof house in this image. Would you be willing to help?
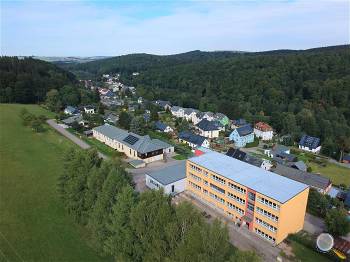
[178,131,209,148]
[93,124,174,163]
[272,163,332,194]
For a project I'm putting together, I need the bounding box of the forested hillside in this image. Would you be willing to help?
[65,45,350,157]
[0,57,77,103]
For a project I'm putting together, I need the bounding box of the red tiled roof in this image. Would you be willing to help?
[255,122,273,132]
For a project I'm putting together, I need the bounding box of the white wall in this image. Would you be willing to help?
[145,175,186,194]
[298,145,321,154]
[254,129,273,141]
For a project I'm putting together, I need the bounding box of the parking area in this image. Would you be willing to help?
[126,157,185,192]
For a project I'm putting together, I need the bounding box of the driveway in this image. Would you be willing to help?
[303,213,325,235]
[46,119,107,159]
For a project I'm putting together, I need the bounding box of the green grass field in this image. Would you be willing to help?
[290,241,331,262]
[0,104,108,262]
[308,162,350,187]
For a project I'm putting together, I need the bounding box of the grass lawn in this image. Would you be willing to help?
[308,162,350,187]
[0,104,108,262]
[289,240,331,262]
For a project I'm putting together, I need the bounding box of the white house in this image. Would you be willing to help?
[254,122,273,141]
[195,119,220,139]
[155,121,174,133]
[178,131,210,149]
[145,162,186,195]
[84,105,96,114]
[64,106,79,115]
[299,135,321,154]
[183,108,199,123]
[171,106,185,118]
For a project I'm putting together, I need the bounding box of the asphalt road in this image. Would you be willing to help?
[46,119,107,159]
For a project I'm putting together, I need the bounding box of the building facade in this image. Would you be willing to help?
[254,122,273,141]
[229,125,254,147]
[186,152,309,245]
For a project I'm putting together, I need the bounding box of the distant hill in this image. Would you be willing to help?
[62,45,350,158]
[30,56,111,64]
[0,57,77,103]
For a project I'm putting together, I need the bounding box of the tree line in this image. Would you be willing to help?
[65,45,350,159]
[0,57,76,103]
[58,149,259,261]
[307,189,350,236]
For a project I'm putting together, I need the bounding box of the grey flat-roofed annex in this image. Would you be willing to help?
[189,151,308,203]
[147,162,186,185]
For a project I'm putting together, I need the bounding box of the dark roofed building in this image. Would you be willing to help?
[195,119,220,138]
[155,121,173,133]
[272,163,331,194]
[299,135,321,153]
[226,148,247,161]
[178,131,209,149]
[226,148,272,170]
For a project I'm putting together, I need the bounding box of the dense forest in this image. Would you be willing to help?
[0,57,77,103]
[64,45,350,158]
[58,149,259,261]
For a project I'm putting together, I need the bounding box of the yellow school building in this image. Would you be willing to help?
[186,151,309,245]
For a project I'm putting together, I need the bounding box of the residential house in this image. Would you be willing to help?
[155,100,172,111]
[83,105,96,114]
[196,119,221,139]
[193,112,205,125]
[62,114,84,127]
[138,97,144,104]
[155,121,173,133]
[187,151,309,245]
[215,113,230,127]
[299,135,321,154]
[64,106,79,115]
[104,113,119,125]
[264,144,297,163]
[226,148,272,171]
[288,161,307,172]
[178,131,210,149]
[93,124,174,164]
[171,106,185,118]
[231,118,247,129]
[272,163,332,194]
[202,112,215,121]
[229,124,254,147]
[145,162,186,195]
[254,122,273,141]
[183,108,199,123]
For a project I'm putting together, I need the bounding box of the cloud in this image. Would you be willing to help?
[1,0,349,56]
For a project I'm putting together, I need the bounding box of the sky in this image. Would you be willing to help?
[1,0,349,56]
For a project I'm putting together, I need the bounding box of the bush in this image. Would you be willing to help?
[245,137,259,148]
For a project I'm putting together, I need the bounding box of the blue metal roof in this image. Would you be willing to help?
[179,131,206,146]
[189,151,308,203]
